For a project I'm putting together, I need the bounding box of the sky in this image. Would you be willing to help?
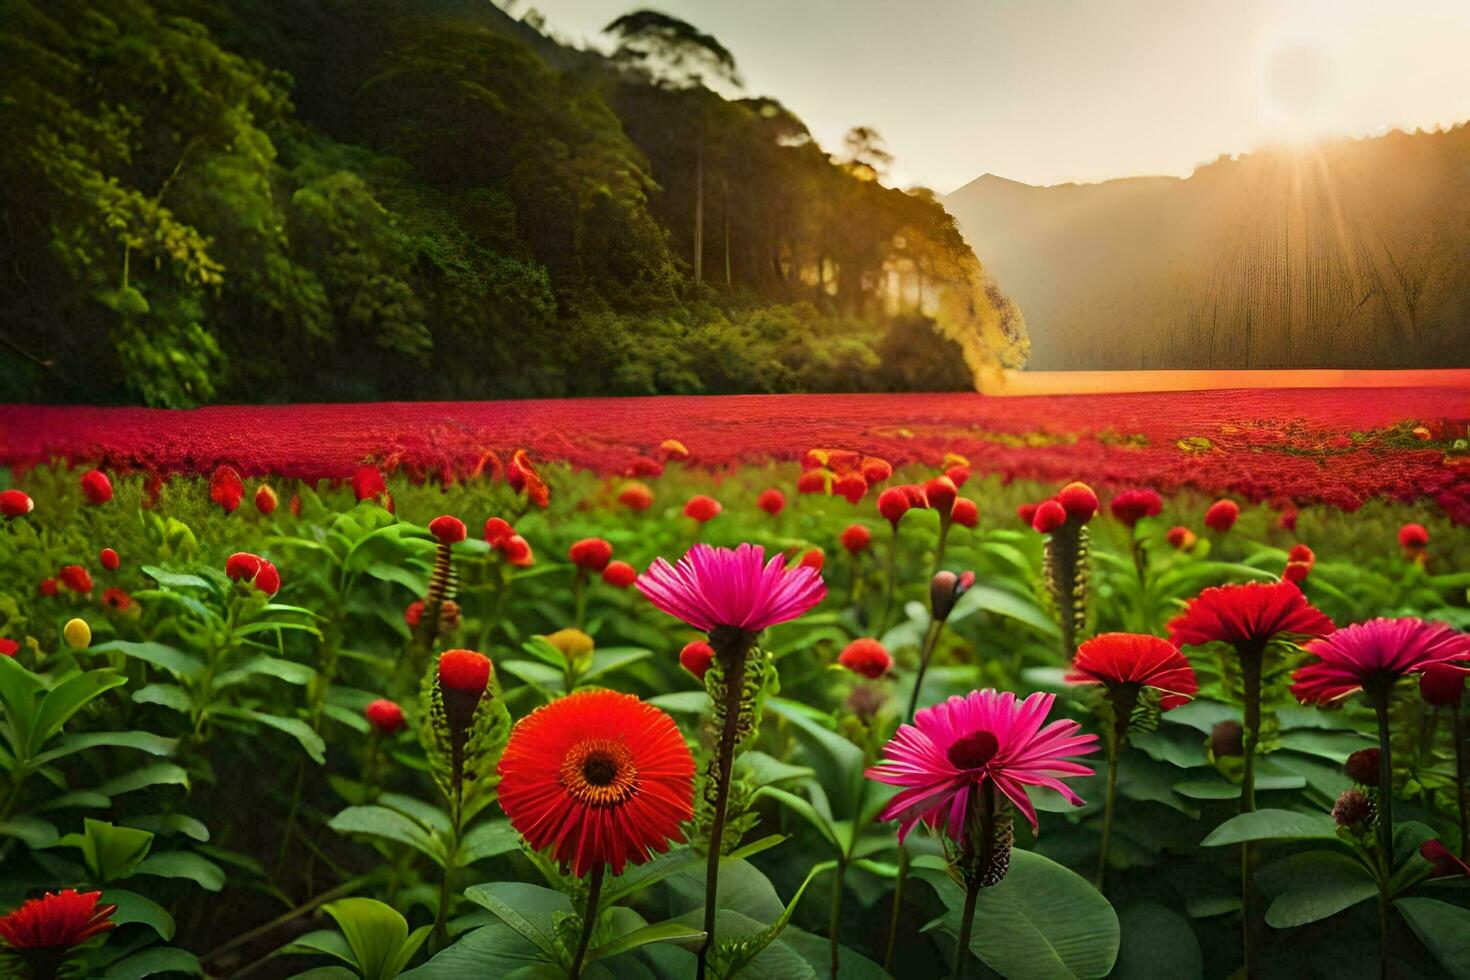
[521,0,1470,192]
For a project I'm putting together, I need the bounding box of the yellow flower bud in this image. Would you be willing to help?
[64,618,92,650]
[543,628,595,662]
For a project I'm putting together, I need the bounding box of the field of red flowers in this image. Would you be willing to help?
[5,383,1469,522]
[1,387,1469,980]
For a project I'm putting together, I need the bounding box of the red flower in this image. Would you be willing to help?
[618,482,654,511]
[950,498,978,529]
[1016,502,1038,526]
[508,450,550,508]
[1420,839,1470,879]
[225,553,262,581]
[210,466,244,513]
[839,638,892,679]
[1287,544,1314,563]
[924,476,958,516]
[1166,525,1197,550]
[1066,633,1198,710]
[1109,489,1162,528]
[79,470,113,505]
[1031,499,1067,533]
[602,560,637,589]
[101,588,132,612]
[1420,661,1466,706]
[59,566,92,594]
[438,649,492,695]
[289,494,302,517]
[405,601,425,628]
[680,641,714,680]
[503,535,534,567]
[38,579,58,598]
[484,517,515,547]
[757,488,785,516]
[840,524,872,555]
[1283,561,1311,583]
[798,549,824,572]
[946,465,971,488]
[0,638,19,657]
[796,469,829,495]
[0,489,34,518]
[255,485,278,515]
[1277,509,1298,532]
[0,889,116,949]
[834,473,868,504]
[429,515,467,545]
[1169,582,1334,651]
[861,457,893,485]
[877,487,911,528]
[1057,482,1098,523]
[1345,748,1380,784]
[684,495,722,523]
[496,689,695,877]
[569,537,613,572]
[659,438,690,462]
[253,561,281,596]
[352,466,387,502]
[364,699,406,735]
[1204,499,1239,532]
[99,548,120,571]
[1398,523,1429,550]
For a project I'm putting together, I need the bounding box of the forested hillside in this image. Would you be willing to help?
[0,0,1026,406]
[946,126,1470,370]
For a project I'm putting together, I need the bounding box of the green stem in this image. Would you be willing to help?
[432,782,465,951]
[1239,646,1262,978]
[905,620,943,723]
[573,568,587,631]
[1095,746,1119,890]
[879,525,899,633]
[882,845,909,973]
[931,519,952,578]
[953,875,981,979]
[1454,703,1468,860]
[1372,694,1395,873]
[828,857,848,978]
[569,863,605,980]
[696,634,751,980]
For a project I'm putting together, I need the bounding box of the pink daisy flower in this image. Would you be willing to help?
[1290,618,1470,706]
[866,689,1097,840]
[636,543,826,634]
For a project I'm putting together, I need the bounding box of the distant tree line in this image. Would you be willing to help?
[0,0,1026,405]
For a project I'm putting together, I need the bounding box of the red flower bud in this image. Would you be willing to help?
[405,600,424,628]
[101,587,132,612]
[225,552,262,581]
[438,649,492,694]
[945,465,970,488]
[289,494,302,517]
[1031,499,1067,533]
[834,474,868,504]
[429,515,467,545]
[1288,544,1314,563]
[0,638,17,657]
[680,641,714,680]
[569,537,613,572]
[39,578,58,597]
[628,456,664,477]
[1277,509,1298,532]
[0,489,34,518]
[99,548,120,571]
[757,488,786,516]
[951,498,978,528]
[798,549,824,572]
[1344,748,1379,785]
[1398,523,1428,550]
[1109,489,1162,528]
[503,535,534,567]
[353,466,387,502]
[365,699,406,735]
[796,469,829,495]
[1016,502,1038,526]
[602,560,637,588]
[255,485,278,515]
[877,487,911,528]
[618,482,654,511]
[684,495,722,523]
[840,524,872,555]
[1204,499,1239,533]
[1283,561,1311,583]
[80,469,113,505]
[253,561,281,596]
[59,565,93,594]
[1057,482,1098,523]
[484,517,515,546]
[1167,525,1197,550]
[1419,662,1466,706]
[924,476,958,516]
[210,466,244,513]
[838,638,892,679]
[861,457,893,485]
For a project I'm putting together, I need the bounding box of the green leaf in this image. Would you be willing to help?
[90,641,206,681]
[1110,902,1202,980]
[330,806,445,864]
[133,684,194,713]
[284,928,356,965]
[32,731,179,766]
[95,763,190,798]
[463,882,570,962]
[104,888,176,941]
[32,669,128,748]
[755,786,839,850]
[218,709,326,764]
[949,584,1061,637]
[0,816,58,846]
[398,922,551,978]
[102,944,203,978]
[324,897,429,980]
[141,566,215,591]
[915,849,1120,980]
[1394,898,1470,978]
[134,850,227,892]
[214,655,316,687]
[579,647,652,683]
[1200,809,1337,846]
[456,819,519,865]
[69,818,155,883]
[590,920,705,961]
[1257,851,1377,928]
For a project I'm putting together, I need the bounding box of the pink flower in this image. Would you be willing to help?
[1290,618,1470,706]
[637,543,826,634]
[866,689,1097,839]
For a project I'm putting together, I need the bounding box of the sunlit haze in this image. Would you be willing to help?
[525,0,1470,190]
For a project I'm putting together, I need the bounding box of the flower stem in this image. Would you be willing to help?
[905,620,943,723]
[882,846,909,974]
[569,863,605,980]
[1455,703,1468,860]
[931,519,951,578]
[1094,746,1119,890]
[1372,693,1395,872]
[1239,646,1263,978]
[696,634,752,980]
[953,874,982,979]
[880,525,899,633]
[573,568,587,631]
[828,857,848,978]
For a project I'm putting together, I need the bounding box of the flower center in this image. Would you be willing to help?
[947,730,1000,771]
[560,738,638,806]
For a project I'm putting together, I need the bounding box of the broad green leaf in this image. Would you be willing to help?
[95,763,190,798]
[102,945,203,978]
[1258,851,1377,928]
[1200,809,1337,846]
[135,850,227,891]
[463,882,571,961]
[456,819,519,865]
[950,584,1061,637]
[141,566,214,591]
[32,669,128,749]
[579,647,652,683]
[104,888,176,941]
[330,806,444,864]
[90,641,206,681]
[214,655,315,687]
[1394,898,1470,978]
[399,922,556,978]
[133,684,194,713]
[1110,902,1202,980]
[324,897,427,980]
[71,818,155,882]
[591,920,705,961]
[32,731,179,766]
[217,709,326,764]
[0,816,58,846]
[755,786,839,850]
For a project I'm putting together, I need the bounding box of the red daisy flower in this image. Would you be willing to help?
[602,560,637,589]
[364,699,406,735]
[1016,502,1038,526]
[497,690,695,877]
[101,588,132,612]
[1291,618,1470,706]
[1168,582,1334,651]
[210,466,244,513]
[79,470,113,506]
[429,515,467,545]
[569,538,613,572]
[840,524,872,555]
[834,473,868,504]
[1109,489,1162,528]
[0,889,116,949]
[683,495,722,523]
[1398,523,1428,551]
[950,498,978,529]
[924,476,958,516]
[1204,499,1239,532]
[861,457,893,485]
[627,456,664,478]
[255,485,278,515]
[618,482,654,512]
[877,487,911,527]
[0,489,34,518]
[679,640,714,679]
[1056,482,1098,523]
[1066,633,1198,710]
[1031,499,1067,533]
[839,638,892,679]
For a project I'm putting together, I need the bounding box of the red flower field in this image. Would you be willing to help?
[4,379,1469,520]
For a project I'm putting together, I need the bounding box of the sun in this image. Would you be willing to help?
[1260,39,1338,143]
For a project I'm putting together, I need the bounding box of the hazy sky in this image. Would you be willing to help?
[524,0,1470,191]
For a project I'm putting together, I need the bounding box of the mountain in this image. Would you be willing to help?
[946,127,1470,370]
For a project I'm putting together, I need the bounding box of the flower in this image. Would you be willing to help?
[0,489,34,518]
[1066,633,1198,710]
[628,456,664,477]
[1057,482,1098,523]
[1016,503,1038,526]
[507,450,550,508]
[224,553,279,595]
[289,495,302,517]
[101,588,132,612]
[794,548,822,572]
[0,889,116,949]
[1332,789,1374,829]
[404,601,425,627]
[1398,523,1429,552]
[1109,489,1162,528]
[659,438,690,461]
[38,579,58,598]
[352,466,387,502]
[79,470,113,505]
[862,457,893,484]
[0,639,17,657]
[255,485,278,515]
[429,515,467,545]
[618,482,654,511]
[63,619,90,650]
[930,570,975,621]
[840,524,872,555]
[365,699,406,735]
[946,465,971,487]
[1204,499,1239,532]
[834,473,868,504]
[867,689,1098,838]
[680,641,714,679]
[1211,720,1244,757]
[503,535,534,567]
[1283,561,1311,584]
[839,638,891,679]
[1419,662,1466,706]
[602,560,637,589]
[484,517,515,547]
[406,600,459,630]
[1344,748,1380,784]
[1277,509,1298,532]
[1168,582,1334,651]
[797,469,829,495]
[951,499,978,529]
[1031,499,1067,533]
[637,543,826,634]
[1166,525,1197,549]
[497,689,695,877]
[569,538,613,572]
[99,548,119,571]
[58,566,92,594]
[543,629,595,664]
[1420,839,1470,879]
[877,487,911,527]
[1288,544,1314,563]
[253,561,281,596]
[924,476,958,516]
[210,466,244,513]
[683,495,722,523]
[1291,618,1470,706]
[439,649,491,694]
